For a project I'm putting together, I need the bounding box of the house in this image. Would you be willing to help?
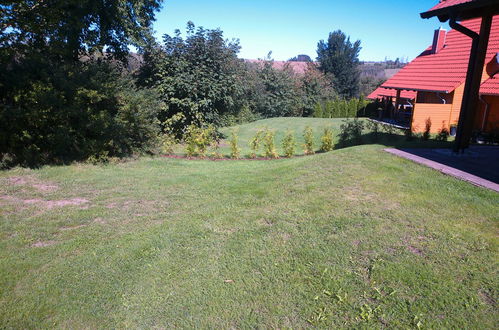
[368,16,499,135]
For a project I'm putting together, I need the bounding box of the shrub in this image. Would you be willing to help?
[404,129,414,141]
[338,118,364,147]
[230,128,241,159]
[365,120,380,142]
[160,133,177,155]
[249,129,264,158]
[282,129,297,157]
[422,118,432,141]
[184,124,216,157]
[436,128,450,141]
[263,129,278,158]
[303,126,315,155]
[320,127,334,152]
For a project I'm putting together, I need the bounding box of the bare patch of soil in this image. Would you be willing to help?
[31,240,57,248]
[60,224,87,231]
[5,176,59,192]
[407,245,424,256]
[478,290,496,306]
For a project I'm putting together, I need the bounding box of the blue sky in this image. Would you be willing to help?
[153,0,447,62]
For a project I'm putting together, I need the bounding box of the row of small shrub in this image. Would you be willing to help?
[313,97,369,119]
[161,126,336,159]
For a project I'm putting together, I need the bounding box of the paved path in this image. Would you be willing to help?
[385,147,499,193]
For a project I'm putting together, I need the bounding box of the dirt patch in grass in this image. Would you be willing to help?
[0,195,89,210]
[31,240,57,248]
[5,176,59,192]
[60,224,87,231]
[478,290,496,306]
[407,245,424,256]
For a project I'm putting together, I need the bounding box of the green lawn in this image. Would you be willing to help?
[0,119,497,328]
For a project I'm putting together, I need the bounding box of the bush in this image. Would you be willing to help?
[320,127,334,152]
[263,129,278,158]
[422,118,432,141]
[338,118,364,147]
[303,126,315,155]
[282,129,296,157]
[160,133,177,155]
[0,60,161,167]
[248,129,264,158]
[436,128,450,141]
[230,128,241,159]
[184,124,216,157]
[365,120,380,141]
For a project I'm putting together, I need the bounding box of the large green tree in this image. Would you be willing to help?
[317,30,362,99]
[0,0,164,166]
[139,22,247,136]
[1,0,162,61]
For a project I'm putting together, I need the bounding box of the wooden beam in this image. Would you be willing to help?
[453,15,493,152]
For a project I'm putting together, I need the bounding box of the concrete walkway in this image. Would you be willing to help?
[385,147,499,193]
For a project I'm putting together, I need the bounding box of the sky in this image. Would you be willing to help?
[153,0,448,62]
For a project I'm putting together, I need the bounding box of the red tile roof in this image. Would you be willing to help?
[480,76,499,95]
[367,87,417,100]
[381,16,499,94]
[428,0,475,11]
[245,59,311,74]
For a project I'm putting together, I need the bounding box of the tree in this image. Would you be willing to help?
[139,22,247,136]
[289,54,312,62]
[317,30,362,99]
[1,0,163,61]
[296,63,335,116]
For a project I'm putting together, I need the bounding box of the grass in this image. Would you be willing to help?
[0,119,497,328]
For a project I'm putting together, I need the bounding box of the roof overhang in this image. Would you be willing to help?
[421,0,499,22]
[382,86,452,94]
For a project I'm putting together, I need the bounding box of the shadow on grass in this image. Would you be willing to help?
[335,131,454,150]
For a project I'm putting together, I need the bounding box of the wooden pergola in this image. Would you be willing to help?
[421,0,499,152]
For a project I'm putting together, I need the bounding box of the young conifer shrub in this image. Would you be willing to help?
[320,127,334,152]
[185,125,198,157]
[303,126,315,155]
[422,118,432,141]
[160,133,176,155]
[230,128,241,159]
[248,129,263,158]
[263,129,278,158]
[282,129,296,157]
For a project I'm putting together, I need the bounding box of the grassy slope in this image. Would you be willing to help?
[0,121,497,328]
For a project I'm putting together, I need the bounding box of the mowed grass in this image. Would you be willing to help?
[219,117,344,156]
[0,123,497,327]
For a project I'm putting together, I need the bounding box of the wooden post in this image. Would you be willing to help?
[394,90,401,120]
[453,15,493,152]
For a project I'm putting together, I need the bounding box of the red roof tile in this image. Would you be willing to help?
[382,16,499,93]
[428,0,475,11]
[480,76,499,95]
[367,87,417,100]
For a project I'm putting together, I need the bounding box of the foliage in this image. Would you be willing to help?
[365,120,380,141]
[303,126,315,155]
[338,118,364,147]
[313,97,368,118]
[160,134,177,155]
[139,22,246,137]
[0,60,161,167]
[436,128,450,141]
[423,118,432,141]
[296,64,336,117]
[317,30,362,98]
[288,54,312,62]
[263,129,278,158]
[1,0,163,62]
[185,124,216,157]
[320,127,334,152]
[282,130,297,157]
[248,129,264,159]
[230,128,241,159]
[246,56,298,118]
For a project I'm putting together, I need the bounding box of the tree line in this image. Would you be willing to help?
[1,1,366,167]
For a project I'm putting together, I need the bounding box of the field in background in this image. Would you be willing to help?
[0,141,497,328]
